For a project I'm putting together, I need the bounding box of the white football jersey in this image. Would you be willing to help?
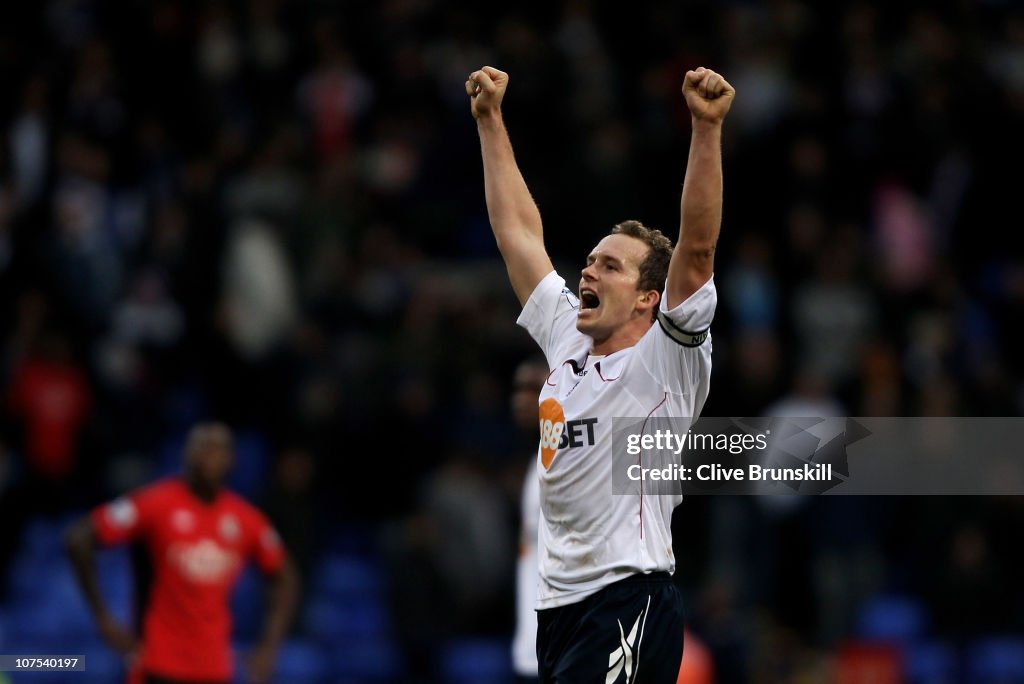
[517,270,716,609]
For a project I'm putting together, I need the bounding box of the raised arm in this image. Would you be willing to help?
[467,66,554,307]
[666,67,735,309]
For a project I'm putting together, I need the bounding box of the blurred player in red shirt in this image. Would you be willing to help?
[65,422,299,684]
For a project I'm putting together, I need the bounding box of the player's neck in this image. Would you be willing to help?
[590,319,652,356]
[185,477,220,504]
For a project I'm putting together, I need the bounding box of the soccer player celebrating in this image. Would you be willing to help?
[65,423,299,684]
[467,65,733,683]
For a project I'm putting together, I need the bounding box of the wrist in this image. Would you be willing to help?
[691,117,723,134]
[476,110,504,130]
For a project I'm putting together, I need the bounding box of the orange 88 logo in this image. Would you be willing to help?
[539,416,564,451]
[538,397,566,469]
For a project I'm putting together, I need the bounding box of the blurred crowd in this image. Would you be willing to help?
[0,0,1022,681]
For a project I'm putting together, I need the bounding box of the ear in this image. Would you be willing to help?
[636,289,660,316]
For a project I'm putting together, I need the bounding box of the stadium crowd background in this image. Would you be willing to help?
[0,0,1022,682]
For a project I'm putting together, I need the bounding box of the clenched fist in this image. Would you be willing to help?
[682,67,735,125]
[466,66,508,120]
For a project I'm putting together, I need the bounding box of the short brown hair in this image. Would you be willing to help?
[611,220,673,295]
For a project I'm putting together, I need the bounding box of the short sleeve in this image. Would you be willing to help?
[91,488,159,546]
[634,276,717,397]
[245,508,286,575]
[516,271,582,368]
[657,275,717,344]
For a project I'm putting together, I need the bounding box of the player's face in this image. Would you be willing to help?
[576,234,651,341]
[186,426,234,489]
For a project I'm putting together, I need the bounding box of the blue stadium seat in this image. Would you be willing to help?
[233,639,329,683]
[7,551,60,600]
[0,631,49,656]
[227,430,270,499]
[21,516,71,559]
[162,384,209,431]
[157,432,188,477]
[303,554,392,642]
[8,558,96,639]
[9,596,92,640]
[10,673,69,684]
[312,554,383,600]
[441,638,513,684]
[968,637,1024,683]
[52,560,103,634]
[905,640,957,684]
[328,636,403,681]
[273,639,330,683]
[855,593,927,643]
[7,601,60,640]
[322,524,379,556]
[231,565,264,642]
[304,597,389,640]
[78,643,125,684]
[8,542,132,648]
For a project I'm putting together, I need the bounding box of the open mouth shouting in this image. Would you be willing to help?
[579,287,600,317]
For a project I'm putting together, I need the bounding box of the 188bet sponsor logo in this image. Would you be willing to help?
[538,398,598,469]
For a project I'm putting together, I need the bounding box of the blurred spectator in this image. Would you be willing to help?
[50,134,123,326]
[725,233,780,332]
[855,340,904,416]
[8,75,50,207]
[297,26,373,162]
[677,628,715,684]
[791,229,876,389]
[196,2,242,87]
[7,330,91,489]
[555,0,615,127]
[220,219,298,362]
[420,452,514,634]
[873,181,936,293]
[931,523,1009,639]
[509,357,548,683]
[744,369,847,639]
[110,269,184,349]
[264,446,319,599]
[692,579,751,684]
